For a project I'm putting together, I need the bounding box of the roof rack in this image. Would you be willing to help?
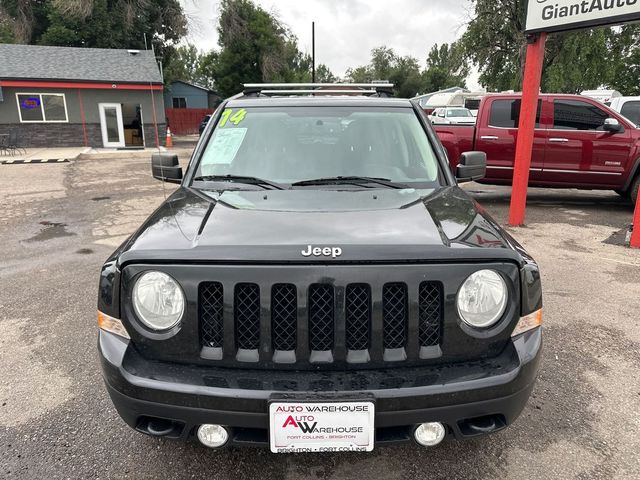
[242,83,395,97]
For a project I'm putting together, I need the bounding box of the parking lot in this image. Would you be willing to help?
[1,149,639,480]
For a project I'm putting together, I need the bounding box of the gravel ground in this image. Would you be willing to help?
[0,150,639,480]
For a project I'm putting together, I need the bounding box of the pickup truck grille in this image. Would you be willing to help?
[198,280,443,367]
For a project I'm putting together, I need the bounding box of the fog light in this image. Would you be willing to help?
[414,422,446,447]
[197,424,229,448]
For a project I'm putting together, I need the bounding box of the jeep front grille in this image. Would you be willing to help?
[199,280,443,367]
[345,284,371,352]
[308,284,335,352]
[271,284,297,352]
[234,283,261,350]
[199,282,224,348]
[382,283,408,350]
[418,282,442,347]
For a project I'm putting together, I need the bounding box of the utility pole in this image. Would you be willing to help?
[312,21,316,83]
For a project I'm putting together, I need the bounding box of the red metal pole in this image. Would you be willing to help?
[631,199,640,248]
[509,33,547,226]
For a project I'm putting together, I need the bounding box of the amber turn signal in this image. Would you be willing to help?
[97,311,130,339]
[511,309,543,337]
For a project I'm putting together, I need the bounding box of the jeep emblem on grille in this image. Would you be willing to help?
[301,245,343,258]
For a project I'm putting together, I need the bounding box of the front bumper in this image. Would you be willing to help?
[99,327,542,446]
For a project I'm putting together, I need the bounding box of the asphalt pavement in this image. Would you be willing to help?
[1,149,639,479]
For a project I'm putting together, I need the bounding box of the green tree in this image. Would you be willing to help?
[370,46,397,81]
[211,0,332,97]
[345,65,374,83]
[0,0,187,72]
[542,29,610,93]
[315,64,337,83]
[0,0,49,43]
[422,42,469,93]
[197,50,220,90]
[346,46,423,97]
[610,24,640,95]
[0,14,13,43]
[461,0,640,94]
[286,56,335,83]
[163,44,204,87]
[388,55,423,98]
[461,0,527,91]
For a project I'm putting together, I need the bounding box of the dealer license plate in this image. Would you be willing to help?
[269,401,375,453]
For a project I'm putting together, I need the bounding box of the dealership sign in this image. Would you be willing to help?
[526,0,640,33]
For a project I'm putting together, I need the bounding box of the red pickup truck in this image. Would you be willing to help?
[433,94,640,203]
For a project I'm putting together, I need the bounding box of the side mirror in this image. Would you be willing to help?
[456,151,487,183]
[603,118,624,134]
[151,153,182,184]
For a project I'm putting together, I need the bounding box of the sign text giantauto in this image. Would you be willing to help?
[526,0,640,33]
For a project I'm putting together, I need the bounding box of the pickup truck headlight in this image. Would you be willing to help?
[457,270,508,328]
[132,271,185,330]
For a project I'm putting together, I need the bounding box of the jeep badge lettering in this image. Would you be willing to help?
[301,245,343,258]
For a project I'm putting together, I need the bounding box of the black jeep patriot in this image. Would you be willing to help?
[98,83,543,453]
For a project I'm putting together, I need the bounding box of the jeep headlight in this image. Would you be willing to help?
[457,270,508,328]
[132,271,185,330]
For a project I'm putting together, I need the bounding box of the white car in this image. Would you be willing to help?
[609,96,640,127]
[430,107,477,125]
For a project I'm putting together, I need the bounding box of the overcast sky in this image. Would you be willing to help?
[180,0,480,89]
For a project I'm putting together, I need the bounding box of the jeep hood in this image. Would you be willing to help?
[117,186,526,265]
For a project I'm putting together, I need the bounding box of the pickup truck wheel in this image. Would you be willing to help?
[631,175,640,205]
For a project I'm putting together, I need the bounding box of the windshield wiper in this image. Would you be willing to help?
[193,175,285,190]
[291,176,409,189]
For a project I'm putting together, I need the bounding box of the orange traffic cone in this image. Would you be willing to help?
[166,127,173,148]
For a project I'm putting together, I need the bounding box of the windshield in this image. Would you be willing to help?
[194,106,441,187]
[447,108,472,117]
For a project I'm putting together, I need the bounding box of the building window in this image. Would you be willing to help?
[16,93,68,123]
[173,97,187,108]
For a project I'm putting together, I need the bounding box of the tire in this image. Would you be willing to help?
[631,175,640,205]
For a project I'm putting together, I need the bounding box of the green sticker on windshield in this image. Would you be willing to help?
[219,108,247,127]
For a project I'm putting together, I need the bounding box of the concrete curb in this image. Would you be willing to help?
[1,158,71,165]
[77,148,194,161]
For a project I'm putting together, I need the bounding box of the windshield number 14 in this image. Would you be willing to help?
[219,108,247,128]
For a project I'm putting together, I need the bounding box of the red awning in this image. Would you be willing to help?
[0,80,162,90]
